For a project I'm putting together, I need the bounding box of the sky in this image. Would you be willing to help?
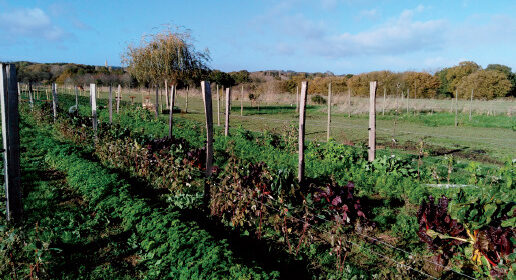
[0,0,515,75]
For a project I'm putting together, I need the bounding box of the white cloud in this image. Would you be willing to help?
[359,8,378,18]
[0,8,68,41]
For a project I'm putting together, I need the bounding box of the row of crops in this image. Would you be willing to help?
[2,93,515,279]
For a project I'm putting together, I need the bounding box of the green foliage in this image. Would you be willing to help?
[311,94,326,104]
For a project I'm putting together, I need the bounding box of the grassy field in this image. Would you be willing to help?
[27,86,516,163]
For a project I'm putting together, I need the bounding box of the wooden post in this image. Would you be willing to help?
[168,85,176,138]
[298,81,308,183]
[327,82,331,141]
[0,64,22,222]
[348,88,351,118]
[225,87,231,137]
[469,88,473,121]
[240,85,243,116]
[383,87,386,116]
[185,86,189,113]
[406,88,410,114]
[296,85,299,113]
[455,90,458,127]
[201,81,213,207]
[90,84,97,133]
[217,84,220,126]
[116,84,121,114]
[164,80,169,108]
[52,83,58,122]
[73,85,78,112]
[28,86,34,110]
[368,81,377,162]
[155,86,159,118]
[109,85,113,124]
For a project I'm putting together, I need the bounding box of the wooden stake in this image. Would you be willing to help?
[225,87,231,137]
[116,84,121,114]
[348,88,351,118]
[296,85,299,113]
[155,86,159,118]
[165,80,169,108]
[368,81,377,162]
[168,85,175,138]
[52,83,58,122]
[406,88,410,114]
[74,85,78,110]
[383,87,386,116]
[185,86,189,113]
[469,88,473,121]
[298,81,308,183]
[0,64,22,223]
[109,85,113,124]
[90,84,97,133]
[327,82,331,141]
[455,90,458,127]
[217,84,220,126]
[201,81,213,206]
[240,85,243,116]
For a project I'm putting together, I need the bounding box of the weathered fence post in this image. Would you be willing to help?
[455,90,458,127]
[74,85,79,110]
[0,64,22,223]
[116,84,121,114]
[469,89,473,121]
[348,88,351,118]
[155,86,159,118]
[90,84,97,133]
[109,85,113,124]
[240,85,243,116]
[185,86,189,113]
[296,85,299,113]
[406,88,410,114]
[298,81,308,183]
[215,84,220,126]
[225,87,231,137]
[201,81,213,207]
[28,86,34,110]
[164,80,169,109]
[383,87,386,116]
[52,83,58,122]
[368,81,377,162]
[168,85,176,138]
[327,82,331,141]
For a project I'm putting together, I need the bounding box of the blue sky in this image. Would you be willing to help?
[0,0,515,74]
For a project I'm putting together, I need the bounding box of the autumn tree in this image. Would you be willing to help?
[457,70,512,99]
[122,28,210,89]
[402,71,440,98]
[486,64,516,97]
[445,61,482,93]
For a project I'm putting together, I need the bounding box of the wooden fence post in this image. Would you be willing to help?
[368,81,377,162]
[155,86,159,118]
[348,88,351,118]
[225,87,231,137]
[383,87,386,116]
[109,85,113,124]
[74,85,79,110]
[296,85,299,113]
[298,81,308,183]
[201,81,213,207]
[90,84,97,133]
[0,64,22,223]
[185,86,189,113]
[168,85,176,138]
[455,90,458,127]
[240,85,243,116]
[164,80,169,109]
[116,84,121,114]
[28,86,34,110]
[406,88,410,114]
[327,82,331,141]
[216,84,220,126]
[469,89,473,121]
[52,83,58,122]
